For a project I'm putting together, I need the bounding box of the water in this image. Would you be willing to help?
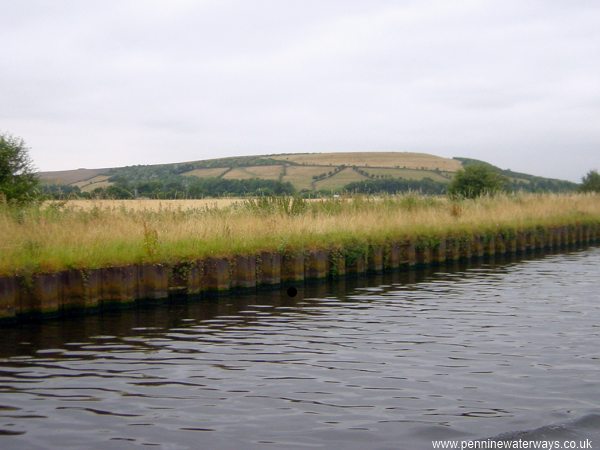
[1,248,599,449]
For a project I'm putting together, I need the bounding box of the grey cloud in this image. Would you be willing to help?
[0,0,598,181]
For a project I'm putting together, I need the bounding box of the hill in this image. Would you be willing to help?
[453,157,577,193]
[38,152,577,198]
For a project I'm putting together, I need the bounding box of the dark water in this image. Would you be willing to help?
[1,248,600,449]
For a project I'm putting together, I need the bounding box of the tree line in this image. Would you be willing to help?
[42,176,296,199]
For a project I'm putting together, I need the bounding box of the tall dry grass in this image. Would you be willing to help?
[60,198,241,211]
[1,193,599,276]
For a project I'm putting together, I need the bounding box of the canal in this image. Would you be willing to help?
[1,248,599,449]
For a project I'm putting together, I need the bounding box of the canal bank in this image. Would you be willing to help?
[1,221,599,323]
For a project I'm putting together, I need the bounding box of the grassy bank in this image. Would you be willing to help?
[1,193,599,276]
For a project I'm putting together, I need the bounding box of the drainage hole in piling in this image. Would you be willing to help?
[287,286,298,298]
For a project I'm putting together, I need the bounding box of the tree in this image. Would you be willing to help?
[579,170,600,193]
[0,133,39,203]
[448,164,507,199]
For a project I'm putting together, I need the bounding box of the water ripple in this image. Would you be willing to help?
[0,247,599,449]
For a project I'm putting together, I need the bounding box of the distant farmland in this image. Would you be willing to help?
[39,152,464,193]
[37,151,577,196]
[269,152,463,171]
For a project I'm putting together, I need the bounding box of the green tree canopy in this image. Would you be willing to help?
[579,170,600,193]
[448,164,507,199]
[0,133,39,203]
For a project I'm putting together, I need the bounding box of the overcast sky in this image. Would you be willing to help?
[2,0,599,181]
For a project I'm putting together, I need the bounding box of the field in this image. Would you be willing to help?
[363,168,451,182]
[222,165,283,181]
[181,167,229,179]
[72,175,112,192]
[314,167,368,190]
[37,152,467,194]
[38,168,109,185]
[270,152,463,171]
[36,152,578,196]
[281,166,329,190]
[1,193,599,276]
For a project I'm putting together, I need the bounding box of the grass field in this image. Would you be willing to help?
[314,167,368,190]
[281,166,329,190]
[38,168,109,185]
[363,168,451,182]
[36,152,579,198]
[271,152,462,171]
[1,193,599,276]
[181,167,229,179]
[71,175,113,192]
[38,152,465,193]
[222,165,283,180]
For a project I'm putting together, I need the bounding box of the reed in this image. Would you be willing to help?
[1,193,599,276]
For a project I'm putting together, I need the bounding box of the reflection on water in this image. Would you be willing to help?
[1,248,600,449]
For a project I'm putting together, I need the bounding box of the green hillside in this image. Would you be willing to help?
[454,157,576,193]
[38,152,578,198]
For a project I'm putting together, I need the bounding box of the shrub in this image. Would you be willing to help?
[579,170,600,193]
[448,164,507,199]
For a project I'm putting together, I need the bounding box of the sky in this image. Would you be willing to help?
[1,0,599,182]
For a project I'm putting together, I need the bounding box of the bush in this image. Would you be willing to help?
[579,170,600,193]
[448,164,507,199]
